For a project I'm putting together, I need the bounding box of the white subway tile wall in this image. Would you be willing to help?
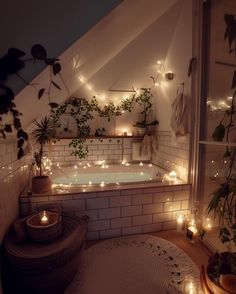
[152,131,190,182]
[20,184,190,240]
[0,140,30,242]
[43,138,137,165]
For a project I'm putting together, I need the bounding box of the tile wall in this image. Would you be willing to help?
[20,183,190,240]
[0,139,30,243]
[43,137,139,166]
[152,131,190,182]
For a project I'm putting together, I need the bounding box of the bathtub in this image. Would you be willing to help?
[49,163,163,187]
[21,162,190,241]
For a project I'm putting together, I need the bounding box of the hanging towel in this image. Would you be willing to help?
[140,134,158,157]
[170,90,189,137]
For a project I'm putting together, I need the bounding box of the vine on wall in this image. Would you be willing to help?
[51,88,158,158]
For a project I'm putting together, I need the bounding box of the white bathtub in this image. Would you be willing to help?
[50,163,163,186]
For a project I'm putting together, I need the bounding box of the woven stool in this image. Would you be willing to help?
[3,215,87,294]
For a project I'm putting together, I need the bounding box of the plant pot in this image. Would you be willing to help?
[32,175,52,194]
[201,265,236,294]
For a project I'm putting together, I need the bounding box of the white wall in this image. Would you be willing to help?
[0,0,123,94]
[152,0,193,131]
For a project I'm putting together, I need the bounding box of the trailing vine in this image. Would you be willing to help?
[51,88,158,159]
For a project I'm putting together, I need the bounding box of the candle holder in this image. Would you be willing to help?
[26,210,62,243]
[176,214,185,232]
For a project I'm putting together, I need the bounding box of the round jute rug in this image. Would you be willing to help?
[65,234,203,294]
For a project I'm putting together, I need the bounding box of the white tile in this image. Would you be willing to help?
[75,209,98,221]
[173,190,189,201]
[143,203,163,214]
[87,231,99,240]
[111,217,131,228]
[122,205,142,217]
[62,199,85,211]
[153,193,173,203]
[132,194,153,205]
[110,196,131,207]
[122,226,142,236]
[164,201,181,212]
[163,221,177,230]
[99,207,120,219]
[88,220,110,231]
[153,212,172,223]
[86,197,109,209]
[100,229,121,239]
[142,223,162,233]
[181,200,189,210]
[133,215,152,226]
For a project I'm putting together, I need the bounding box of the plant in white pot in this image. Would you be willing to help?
[31,116,55,193]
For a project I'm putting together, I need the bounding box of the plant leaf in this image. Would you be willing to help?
[14,117,21,129]
[231,70,236,89]
[8,48,26,58]
[31,44,47,60]
[17,138,24,148]
[17,147,24,159]
[49,102,59,108]
[52,63,61,75]
[212,123,226,141]
[4,124,12,132]
[38,88,45,99]
[51,80,61,90]
[17,129,24,138]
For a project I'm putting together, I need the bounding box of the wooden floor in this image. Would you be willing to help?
[87,230,212,270]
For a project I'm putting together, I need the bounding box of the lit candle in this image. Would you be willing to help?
[169,170,177,179]
[176,214,185,232]
[140,162,143,166]
[100,181,105,187]
[40,211,49,225]
[187,225,198,243]
[183,278,198,294]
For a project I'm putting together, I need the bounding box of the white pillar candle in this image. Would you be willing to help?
[176,214,185,232]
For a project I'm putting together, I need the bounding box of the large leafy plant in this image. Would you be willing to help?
[206,13,236,281]
[0,44,63,159]
[32,116,55,176]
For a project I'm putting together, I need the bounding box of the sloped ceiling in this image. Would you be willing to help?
[13,0,184,131]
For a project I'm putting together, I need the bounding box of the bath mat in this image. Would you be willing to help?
[65,234,203,294]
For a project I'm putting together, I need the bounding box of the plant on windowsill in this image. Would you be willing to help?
[31,116,55,194]
[202,13,236,294]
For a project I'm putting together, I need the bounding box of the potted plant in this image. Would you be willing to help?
[31,116,55,193]
[133,88,159,135]
[201,13,236,294]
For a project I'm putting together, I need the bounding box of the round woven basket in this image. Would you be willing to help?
[3,215,87,294]
[26,211,62,242]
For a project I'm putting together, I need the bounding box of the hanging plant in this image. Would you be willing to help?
[0,44,65,159]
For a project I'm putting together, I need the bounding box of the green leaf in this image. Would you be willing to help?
[38,88,45,99]
[4,124,12,132]
[17,148,24,159]
[31,44,47,60]
[17,129,24,138]
[231,70,236,89]
[52,63,61,75]
[212,123,226,141]
[17,138,24,148]
[8,48,26,58]
[49,102,59,108]
[220,227,231,236]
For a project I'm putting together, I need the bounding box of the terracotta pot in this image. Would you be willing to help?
[32,175,52,194]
